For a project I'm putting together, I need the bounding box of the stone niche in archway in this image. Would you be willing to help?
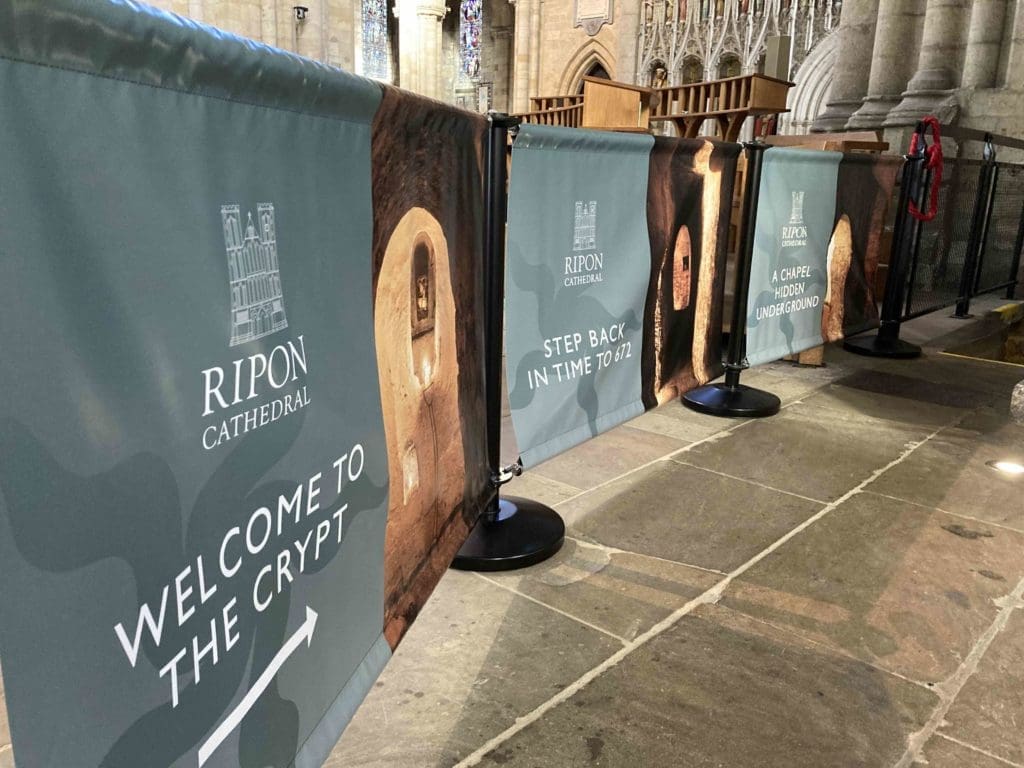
[780,29,837,135]
[374,207,465,645]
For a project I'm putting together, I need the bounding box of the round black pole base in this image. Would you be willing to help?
[451,496,565,572]
[843,335,922,359]
[682,383,781,418]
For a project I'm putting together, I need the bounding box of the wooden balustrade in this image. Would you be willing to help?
[649,73,793,143]
[514,103,584,128]
[517,77,651,132]
[529,94,584,112]
[518,73,792,143]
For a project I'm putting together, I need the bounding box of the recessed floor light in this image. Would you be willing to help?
[986,460,1024,476]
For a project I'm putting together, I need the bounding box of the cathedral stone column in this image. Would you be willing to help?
[1010,1,1024,84]
[961,0,1008,88]
[811,0,879,131]
[259,0,278,48]
[847,0,925,129]
[615,0,641,85]
[396,0,446,98]
[885,0,971,125]
[527,0,543,103]
[511,0,536,112]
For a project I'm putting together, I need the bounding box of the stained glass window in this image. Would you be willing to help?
[362,0,391,81]
[459,0,482,81]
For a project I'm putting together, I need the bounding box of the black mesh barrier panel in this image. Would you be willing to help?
[904,159,983,318]
[975,162,1024,295]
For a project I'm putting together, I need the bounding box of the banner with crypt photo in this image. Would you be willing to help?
[823,153,904,341]
[505,127,739,467]
[368,85,490,649]
[644,136,741,407]
[745,147,843,367]
[0,3,488,767]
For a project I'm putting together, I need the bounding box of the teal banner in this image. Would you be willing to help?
[0,3,392,767]
[745,148,843,367]
[505,125,654,467]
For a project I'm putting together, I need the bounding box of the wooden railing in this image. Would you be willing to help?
[529,94,584,112]
[518,73,792,142]
[650,73,793,142]
[515,103,584,128]
[516,78,651,132]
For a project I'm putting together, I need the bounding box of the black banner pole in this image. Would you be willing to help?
[844,124,927,358]
[452,113,565,572]
[1006,199,1024,300]
[682,141,780,418]
[973,162,998,296]
[954,137,997,318]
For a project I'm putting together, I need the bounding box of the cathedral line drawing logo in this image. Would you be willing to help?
[788,190,805,225]
[222,203,289,346]
[573,200,597,252]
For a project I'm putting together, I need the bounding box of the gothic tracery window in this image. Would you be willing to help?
[361,0,391,81]
[718,54,741,79]
[459,0,483,81]
[681,56,703,84]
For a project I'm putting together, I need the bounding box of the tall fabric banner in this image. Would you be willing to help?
[644,137,741,406]
[505,127,738,467]
[824,153,903,340]
[0,3,487,767]
[745,148,843,367]
[505,126,654,467]
[369,87,490,647]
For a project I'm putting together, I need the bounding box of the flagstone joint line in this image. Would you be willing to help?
[455,417,956,768]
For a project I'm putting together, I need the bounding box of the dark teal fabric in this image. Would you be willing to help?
[0,2,390,767]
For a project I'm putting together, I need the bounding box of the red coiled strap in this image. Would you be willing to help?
[908,116,943,222]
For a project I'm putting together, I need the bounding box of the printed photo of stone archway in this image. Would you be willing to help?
[643,137,741,407]
[822,153,903,343]
[369,87,491,649]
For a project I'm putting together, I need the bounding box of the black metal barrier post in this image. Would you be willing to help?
[954,137,998,318]
[682,142,781,418]
[1007,201,1024,300]
[843,129,928,359]
[452,113,565,572]
[973,163,999,297]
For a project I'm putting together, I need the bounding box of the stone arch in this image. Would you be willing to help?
[646,58,669,88]
[559,42,615,94]
[679,56,703,84]
[779,29,837,135]
[375,206,465,645]
[717,52,741,79]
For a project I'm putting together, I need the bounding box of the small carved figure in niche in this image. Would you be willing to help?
[416,275,430,320]
[411,238,436,336]
[651,64,668,89]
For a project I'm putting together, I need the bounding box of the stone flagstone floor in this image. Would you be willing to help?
[327,307,1024,768]
[0,314,1021,768]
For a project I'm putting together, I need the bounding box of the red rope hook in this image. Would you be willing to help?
[908,116,943,222]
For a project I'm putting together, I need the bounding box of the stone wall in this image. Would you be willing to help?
[537,0,619,93]
[442,7,461,102]
[481,0,516,112]
[147,0,359,72]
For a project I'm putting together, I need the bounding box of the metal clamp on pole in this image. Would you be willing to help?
[954,135,998,318]
[844,121,930,359]
[682,141,781,418]
[452,113,565,572]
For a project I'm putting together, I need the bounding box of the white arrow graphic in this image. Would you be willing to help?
[198,605,319,767]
